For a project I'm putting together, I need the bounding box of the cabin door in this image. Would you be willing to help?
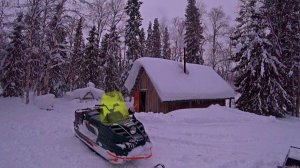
[140,90,147,112]
[133,90,147,112]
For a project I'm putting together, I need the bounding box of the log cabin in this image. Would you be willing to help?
[125,57,235,113]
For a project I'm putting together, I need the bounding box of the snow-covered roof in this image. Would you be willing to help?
[125,57,235,102]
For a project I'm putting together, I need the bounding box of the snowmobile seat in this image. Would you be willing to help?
[83,109,124,126]
[84,110,102,126]
[85,110,99,119]
[83,110,119,127]
[88,115,104,128]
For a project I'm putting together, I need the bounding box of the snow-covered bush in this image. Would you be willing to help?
[65,82,104,100]
[33,94,55,110]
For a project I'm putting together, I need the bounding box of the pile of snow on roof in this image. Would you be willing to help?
[125,57,235,102]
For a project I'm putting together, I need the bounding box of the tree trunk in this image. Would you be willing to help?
[25,63,31,104]
[43,61,50,95]
[297,95,300,117]
[297,68,300,117]
[212,31,217,70]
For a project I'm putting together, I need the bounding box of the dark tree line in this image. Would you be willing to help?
[0,0,203,104]
[0,0,138,103]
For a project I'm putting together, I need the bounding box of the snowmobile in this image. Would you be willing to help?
[74,103,152,164]
[278,146,300,168]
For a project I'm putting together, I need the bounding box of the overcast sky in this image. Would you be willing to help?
[140,0,240,27]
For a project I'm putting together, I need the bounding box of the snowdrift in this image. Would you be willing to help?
[0,99,300,168]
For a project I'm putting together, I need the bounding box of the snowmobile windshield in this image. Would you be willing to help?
[100,91,129,124]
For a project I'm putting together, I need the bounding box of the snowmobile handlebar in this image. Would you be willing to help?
[96,104,119,113]
[95,104,134,115]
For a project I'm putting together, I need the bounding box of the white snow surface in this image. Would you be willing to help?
[65,85,104,100]
[1,98,300,168]
[125,57,235,101]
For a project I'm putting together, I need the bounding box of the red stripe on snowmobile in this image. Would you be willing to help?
[107,149,152,162]
[75,129,97,147]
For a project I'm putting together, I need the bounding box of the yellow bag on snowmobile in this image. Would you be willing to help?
[100,91,129,124]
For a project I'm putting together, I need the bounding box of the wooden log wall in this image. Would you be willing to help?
[132,68,228,113]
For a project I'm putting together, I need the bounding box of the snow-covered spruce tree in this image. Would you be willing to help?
[29,0,57,96]
[1,13,26,97]
[70,17,85,90]
[79,26,100,87]
[139,28,146,57]
[232,0,290,117]
[0,2,10,77]
[99,33,109,65]
[264,0,300,117]
[125,0,143,66]
[98,32,109,89]
[99,34,110,90]
[103,26,122,92]
[23,1,44,104]
[145,21,153,57]
[151,18,161,58]
[45,0,69,97]
[123,0,143,95]
[162,27,171,59]
[184,0,204,64]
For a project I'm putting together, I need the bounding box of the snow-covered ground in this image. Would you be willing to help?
[0,98,300,168]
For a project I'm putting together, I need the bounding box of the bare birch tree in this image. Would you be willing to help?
[87,0,110,44]
[170,17,185,61]
[207,7,230,70]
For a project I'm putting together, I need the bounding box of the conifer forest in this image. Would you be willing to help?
[0,0,299,117]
